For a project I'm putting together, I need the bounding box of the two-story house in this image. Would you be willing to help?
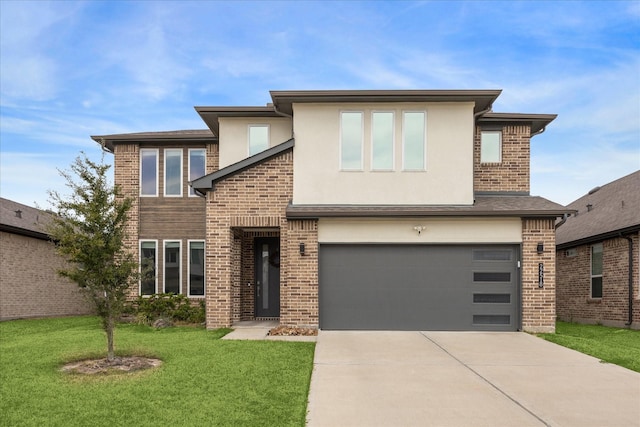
[94,89,568,333]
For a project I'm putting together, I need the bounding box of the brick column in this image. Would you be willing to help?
[521,218,556,332]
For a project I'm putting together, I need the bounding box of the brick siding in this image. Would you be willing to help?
[0,231,93,320]
[521,218,556,332]
[474,125,531,193]
[556,234,640,328]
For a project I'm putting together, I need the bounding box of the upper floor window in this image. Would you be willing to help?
[340,111,363,170]
[481,131,502,163]
[140,149,158,196]
[140,240,157,295]
[164,149,183,197]
[249,125,269,156]
[372,112,394,171]
[591,243,603,298]
[402,111,426,170]
[189,149,206,196]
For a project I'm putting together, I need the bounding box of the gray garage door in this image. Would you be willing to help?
[319,245,519,331]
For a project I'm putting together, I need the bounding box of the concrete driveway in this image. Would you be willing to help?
[306,331,640,427]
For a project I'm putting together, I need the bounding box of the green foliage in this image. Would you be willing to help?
[129,294,206,325]
[0,316,315,427]
[46,152,137,360]
[539,321,640,372]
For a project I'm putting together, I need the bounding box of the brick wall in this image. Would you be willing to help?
[556,234,639,328]
[521,218,556,332]
[0,232,93,320]
[474,125,531,193]
[205,150,295,328]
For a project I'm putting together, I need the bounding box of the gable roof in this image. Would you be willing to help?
[191,139,295,193]
[0,198,52,240]
[556,170,640,249]
[286,195,569,219]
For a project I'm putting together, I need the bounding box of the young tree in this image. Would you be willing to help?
[47,152,137,361]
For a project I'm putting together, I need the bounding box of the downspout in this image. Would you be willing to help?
[555,213,569,229]
[621,233,634,326]
[273,103,294,139]
[531,126,547,137]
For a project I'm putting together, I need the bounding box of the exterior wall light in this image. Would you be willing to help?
[537,242,544,254]
[413,226,426,235]
[299,243,305,255]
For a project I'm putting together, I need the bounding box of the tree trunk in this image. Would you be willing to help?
[106,314,115,361]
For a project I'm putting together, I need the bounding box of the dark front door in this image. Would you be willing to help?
[255,238,280,318]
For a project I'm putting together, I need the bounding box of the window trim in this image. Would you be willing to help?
[139,240,158,296]
[140,149,159,197]
[164,149,183,197]
[480,130,502,164]
[339,110,364,171]
[401,110,427,171]
[163,239,182,295]
[591,243,603,299]
[187,239,206,298]
[371,110,395,171]
[248,124,270,156]
[188,148,207,197]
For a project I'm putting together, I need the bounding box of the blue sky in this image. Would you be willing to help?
[1,0,639,209]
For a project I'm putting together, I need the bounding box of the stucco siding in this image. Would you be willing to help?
[292,102,474,205]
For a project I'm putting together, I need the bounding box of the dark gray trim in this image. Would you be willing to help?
[92,130,216,152]
[195,106,282,136]
[191,139,294,193]
[475,191,531,197]
[477,113,557,135]
[0,224,51,241]
[556,227,640,251]
[270,89,502,115]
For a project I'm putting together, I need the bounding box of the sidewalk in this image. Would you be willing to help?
[221,320,317,342]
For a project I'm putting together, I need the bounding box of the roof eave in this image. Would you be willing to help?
[557,225,640,250]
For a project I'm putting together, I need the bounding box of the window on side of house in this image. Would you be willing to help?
[340,111,363,170]
[188,240,205,297]
[164,149,183,197]
[164,240,181,294]
[140,149,159,196]
[402,111,426,170]
[249,125,269,156]
[140,240,157,295]
[480,131,502,163]
[591,243,603,298]
[188,149,206,196]
[372,111,394,171]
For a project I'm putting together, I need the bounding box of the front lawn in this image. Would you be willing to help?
[0,316,315,426]
[539,321,640,373]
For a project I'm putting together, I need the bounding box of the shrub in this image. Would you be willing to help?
[128,294,205,325]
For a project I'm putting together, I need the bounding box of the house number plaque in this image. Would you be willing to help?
[538,263,544,288]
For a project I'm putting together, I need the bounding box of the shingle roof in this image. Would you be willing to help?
[0,198,52,239]
[556,170,640,248]
[286,195,569,219]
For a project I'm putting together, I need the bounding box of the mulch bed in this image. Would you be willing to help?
[268,326,318,336]
[61,356,162,375]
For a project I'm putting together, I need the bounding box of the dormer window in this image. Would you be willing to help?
[481,131,502,163]
[249,125,269,156]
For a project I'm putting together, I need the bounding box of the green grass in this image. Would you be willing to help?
[539,321,640,372]
[0,316,315,427]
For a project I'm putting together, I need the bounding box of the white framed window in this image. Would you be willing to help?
[402,111,426,171]
[188,240,205,297]
[481,131,502,163]
[164,149,183,197]
[164,240,181,294]
[248,125,269,156]
[139,240,157,295]
[340,111,364,170]
[140,149,159,196]
[591,243,603,298]
[188,149,206,196]
[371,111,394,171]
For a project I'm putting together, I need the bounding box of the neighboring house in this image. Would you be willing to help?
[94,89,569,333]
[0,198,93,320]
[556,171,640,329]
